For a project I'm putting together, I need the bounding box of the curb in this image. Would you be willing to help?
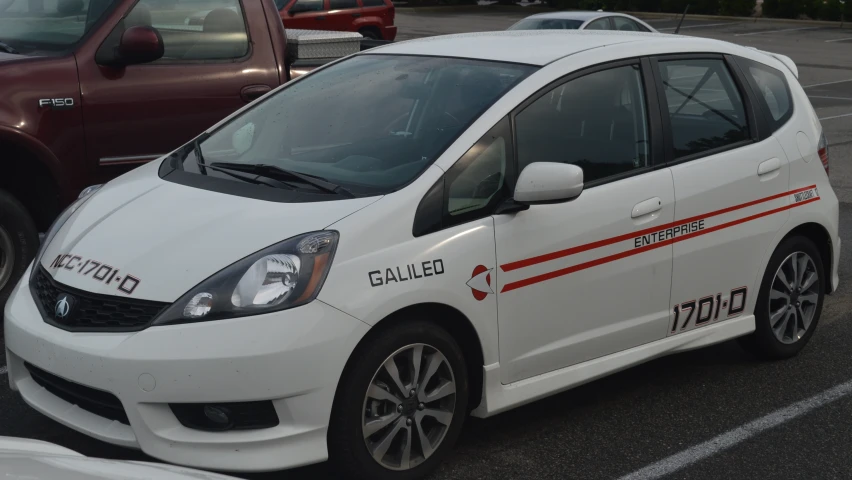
[396,5,850,28]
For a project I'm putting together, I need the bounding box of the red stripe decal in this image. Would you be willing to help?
[500,185,817,273]
[500,196,820,293]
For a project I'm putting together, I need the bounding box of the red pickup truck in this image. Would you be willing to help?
[0,0,363,305]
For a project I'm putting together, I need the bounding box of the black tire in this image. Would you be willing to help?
[359,27,381,40]
[329,320,468,480]
[0,189,38,312]
[739,235,825,359]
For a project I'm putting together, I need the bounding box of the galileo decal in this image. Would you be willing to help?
[369,260,445,287]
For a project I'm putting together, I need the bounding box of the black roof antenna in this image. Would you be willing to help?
[674,4,690,34]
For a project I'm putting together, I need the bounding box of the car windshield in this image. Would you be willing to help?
[176,54,536,197]
[0,0,117,53]
[508,18,584,30]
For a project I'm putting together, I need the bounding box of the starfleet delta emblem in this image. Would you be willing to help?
[467,265,494,301]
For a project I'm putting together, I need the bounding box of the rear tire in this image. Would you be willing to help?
[0,189,38,310]
[329,320,468,480]
[739,235,825,359]
[359,27,382,40]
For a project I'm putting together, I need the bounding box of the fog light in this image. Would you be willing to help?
[204,405,231,426]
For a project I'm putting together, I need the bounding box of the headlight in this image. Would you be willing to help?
[153,231,339,325]
[30,184,102,279]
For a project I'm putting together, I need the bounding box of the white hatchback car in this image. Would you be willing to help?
[507,11,658,33]
[4,30,838,480]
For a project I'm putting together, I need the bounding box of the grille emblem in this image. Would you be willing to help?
[55,294,76,321]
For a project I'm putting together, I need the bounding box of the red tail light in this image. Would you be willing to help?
[818,132,829,176]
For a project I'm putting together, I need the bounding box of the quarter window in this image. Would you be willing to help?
[740,59,793,131]
[612,17,648,32]
[515,64,650,184]
[656,58,750,159]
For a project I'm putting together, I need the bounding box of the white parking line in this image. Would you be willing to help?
[803,78,852,89]
[825,37,852,43]
[617,379,852,480]
[820,112,852,121]
[810,95,852,101]
[735,26,820,37]
[658,22,737,31]
[0,366,7,375]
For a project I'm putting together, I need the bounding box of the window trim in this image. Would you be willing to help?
[730,54,795,136]
[509,56,665,191]
[649,53,760,167]
[98,0,256,65]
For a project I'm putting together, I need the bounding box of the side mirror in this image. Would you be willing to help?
[116,26,164,66]
[514,162,583,204]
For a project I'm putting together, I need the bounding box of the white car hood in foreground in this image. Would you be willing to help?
[40,163,379,302]
[0,436,240,480]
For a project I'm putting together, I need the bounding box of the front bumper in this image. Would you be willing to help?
[3,270,369,472]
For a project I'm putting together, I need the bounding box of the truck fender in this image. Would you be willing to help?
[0,125,66,193]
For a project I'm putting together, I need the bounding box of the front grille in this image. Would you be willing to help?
[25,362,129,425]
[31,266,169,332]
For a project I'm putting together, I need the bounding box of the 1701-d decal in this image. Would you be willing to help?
[669,286,748,336]
[49,254,141,295]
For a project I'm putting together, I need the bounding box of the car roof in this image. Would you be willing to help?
[366,30,743,67]
[521,10,620,21]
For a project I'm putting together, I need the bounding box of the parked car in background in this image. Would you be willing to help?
[0,0,360,309]
[1,435,241,479]
[276,0,397,40]
[507,11,657,32]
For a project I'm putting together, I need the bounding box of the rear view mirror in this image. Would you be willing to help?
[514,162,584,204]
[232,122,256,154]
[116,26,164,66]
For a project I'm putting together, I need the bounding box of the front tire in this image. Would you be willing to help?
[740,235,825,359]
[329,320,468,480]
[0,189,38,310]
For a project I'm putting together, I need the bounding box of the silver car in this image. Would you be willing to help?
[507,11,658,32]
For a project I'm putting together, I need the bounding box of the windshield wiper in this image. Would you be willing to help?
[0,41,19,54]
[192,132,211,174]
[210,162,354,197]
[198,161,296,190]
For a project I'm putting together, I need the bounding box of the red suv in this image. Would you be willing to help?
[277,0,397,40]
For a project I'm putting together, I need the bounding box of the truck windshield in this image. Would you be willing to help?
[176,54,536,197]
[0,0,115,53]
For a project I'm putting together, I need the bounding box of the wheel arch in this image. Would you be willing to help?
[0,128,65,231]
[753,221,835,301]
[336,302,486,413]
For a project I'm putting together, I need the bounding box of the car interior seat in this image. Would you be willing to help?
[184,8,248,60]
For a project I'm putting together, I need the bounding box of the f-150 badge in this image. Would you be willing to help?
[467,265,493,301]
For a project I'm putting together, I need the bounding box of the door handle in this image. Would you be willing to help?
[632,197,663,219]
[758,158,781,176]
[351,12,361,17]
[240,84,272,103]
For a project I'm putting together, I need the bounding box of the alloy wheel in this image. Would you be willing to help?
[361,343,457,471]
[768,251,819,344]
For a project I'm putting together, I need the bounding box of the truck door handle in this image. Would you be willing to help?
[758,158,781,176]
[632,197,663,219]
[241,85,272,103]
[351,12,361,17]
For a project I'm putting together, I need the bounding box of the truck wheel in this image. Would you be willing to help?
[739,235,825,359]
[329,320,468,480]
[359,27,381,40]
[0,189,38,309]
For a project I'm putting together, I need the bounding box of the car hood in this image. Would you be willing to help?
[39,162,380,302]
[0,436,240,480]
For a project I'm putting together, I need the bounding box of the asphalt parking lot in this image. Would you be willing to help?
[4,11,852,480]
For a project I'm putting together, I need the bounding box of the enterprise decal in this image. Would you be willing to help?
[501,186,821,294]
[634,220,705,248]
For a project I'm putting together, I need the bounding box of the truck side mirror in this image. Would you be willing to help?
[116,26,164,66]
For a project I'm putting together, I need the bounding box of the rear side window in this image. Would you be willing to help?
[656,58,750,159]
[612,17,648,32]
[739,58,793,131]
[585,18,611,30]
[362,0,386,6]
